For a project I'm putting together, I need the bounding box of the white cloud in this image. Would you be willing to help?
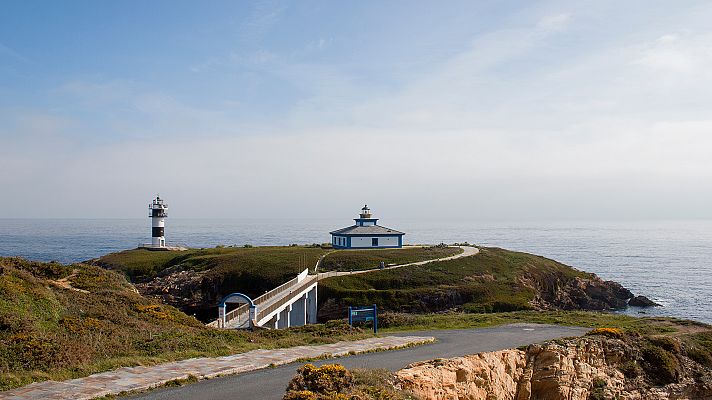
[536,13,571,32]
[2,1,712,219]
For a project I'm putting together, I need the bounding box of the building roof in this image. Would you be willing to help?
[330,224,405,236]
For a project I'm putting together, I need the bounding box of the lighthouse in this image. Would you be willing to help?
[330,205,405,249]
[149,195,168,248]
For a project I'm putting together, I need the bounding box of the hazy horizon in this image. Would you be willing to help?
[2,1,711,220]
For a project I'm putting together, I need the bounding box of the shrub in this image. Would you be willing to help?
[686,346,712,367]
[378,312,417,328]
[587,328,624,339]
[618,361,642,378]
[286,364,353,394]
[283,390,318,400]
[588,378,608,400]
[648,336,681,354]
[641,345,679,385]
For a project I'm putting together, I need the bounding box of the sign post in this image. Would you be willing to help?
[348,304,378,334]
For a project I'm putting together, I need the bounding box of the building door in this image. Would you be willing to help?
[372,238,378,247]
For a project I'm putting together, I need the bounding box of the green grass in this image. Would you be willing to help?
[95,246,330,312]
[318,246,461,272]
[319,247,592,315]
[0,257,371,392]
[96,246,465,320]
[95,245,329,283]
[377,310,705,335]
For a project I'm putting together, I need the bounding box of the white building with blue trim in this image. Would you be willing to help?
[330,205,405,249]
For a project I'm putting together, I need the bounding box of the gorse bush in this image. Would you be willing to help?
[286,364,353,394]
[284,364,409,400]
[587,327,624,339]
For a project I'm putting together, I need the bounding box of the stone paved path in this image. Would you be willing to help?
[0,336,434,400]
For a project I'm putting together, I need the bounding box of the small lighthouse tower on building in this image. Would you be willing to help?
[330,205,405,249]
[149,195,168,248]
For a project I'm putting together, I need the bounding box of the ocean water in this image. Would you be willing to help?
[0,218,710,324]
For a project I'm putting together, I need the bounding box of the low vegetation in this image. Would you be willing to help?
[283,364,414,400]
[318,247,622,319]
[0,257,370,391]
[95,246,328,285]
[376,310,707,335]
[94,245,467,321]
[318,245,461,272]
[95,246,330,320]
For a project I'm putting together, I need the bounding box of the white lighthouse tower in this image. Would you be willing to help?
[149,195,168,248]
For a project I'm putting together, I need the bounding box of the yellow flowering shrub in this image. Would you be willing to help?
[587,327,624,338]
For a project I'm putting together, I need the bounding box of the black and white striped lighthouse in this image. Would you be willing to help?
[149,195,168,248]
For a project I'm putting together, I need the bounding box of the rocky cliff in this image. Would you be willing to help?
[397,331,712,400]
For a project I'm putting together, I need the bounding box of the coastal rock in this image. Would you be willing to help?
[396,336,712,400]
[133,266,214,317]
[525,274,634,311]
[629,295,661,307]
[396,350,527,400]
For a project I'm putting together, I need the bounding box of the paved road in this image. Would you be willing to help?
[129,323,587,400]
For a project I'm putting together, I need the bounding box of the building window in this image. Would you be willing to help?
[372,238,378,247]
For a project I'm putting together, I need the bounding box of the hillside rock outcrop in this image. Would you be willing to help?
[397,336,712,400]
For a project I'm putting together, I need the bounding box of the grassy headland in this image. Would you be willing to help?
[94,245,467,321]
[318,247,633,319]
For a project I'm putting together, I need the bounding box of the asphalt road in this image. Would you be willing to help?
[128,323,588,400]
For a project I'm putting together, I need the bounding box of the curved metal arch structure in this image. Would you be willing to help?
[218,293,256,329]
[219,292,255,307]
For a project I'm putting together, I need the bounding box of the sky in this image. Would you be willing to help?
[1,0,711,220]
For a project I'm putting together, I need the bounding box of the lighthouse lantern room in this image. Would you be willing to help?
[149,195,168,248]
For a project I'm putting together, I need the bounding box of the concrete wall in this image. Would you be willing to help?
[350,235,400,248]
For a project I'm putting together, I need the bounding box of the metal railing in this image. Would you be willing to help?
[256,275,318,323]
[220,268,309,326]
[223,303,250,327]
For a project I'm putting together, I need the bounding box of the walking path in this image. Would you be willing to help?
[316,245,479,278]
[0,336,434,400]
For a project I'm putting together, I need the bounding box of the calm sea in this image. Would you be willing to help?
[0,218,710,324]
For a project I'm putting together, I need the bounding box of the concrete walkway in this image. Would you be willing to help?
[316,245,480,278]
[0,336,433,400]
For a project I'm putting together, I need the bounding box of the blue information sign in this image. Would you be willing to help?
[348,304,378,334]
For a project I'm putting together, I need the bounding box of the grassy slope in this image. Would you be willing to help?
[96,246,328,283]
[318,246,461,272]
[319,247,592,315]
[95,246,466,315]
[378,310,701,334]
[0,257,370,391]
